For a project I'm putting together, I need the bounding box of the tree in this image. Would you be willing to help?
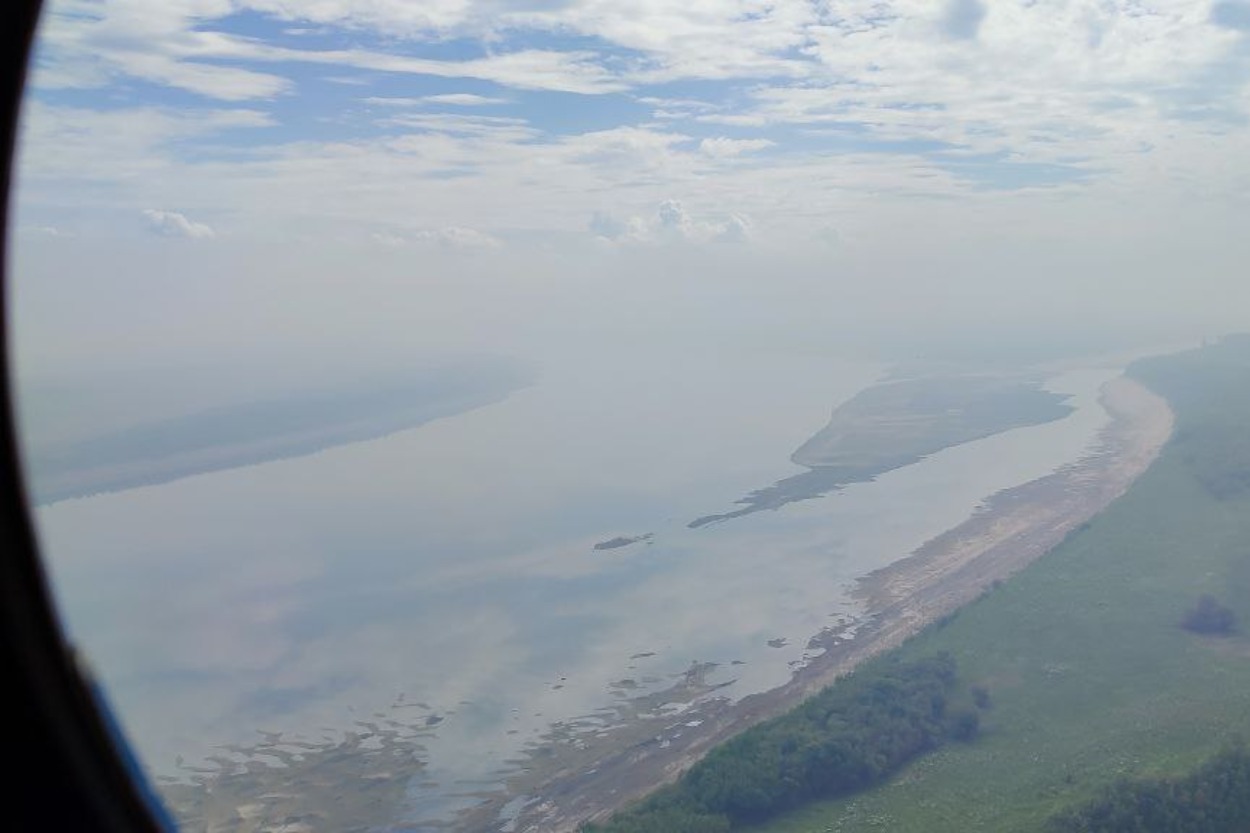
[949,710,980,742]
[1181,595,1237,636]
[587,655,979,833]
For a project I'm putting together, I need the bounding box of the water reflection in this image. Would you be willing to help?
[32,349,1117,829]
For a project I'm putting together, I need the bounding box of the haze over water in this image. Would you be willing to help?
[32,344,1119,822]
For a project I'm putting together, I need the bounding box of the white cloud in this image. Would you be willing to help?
[363,97,423,107]
[694,113,770,128]
[365,94,514,109]
[420,93,508,106]
[31,2,627,100]
[508,1,818,85]
[378,112,536,140]
[657,199,692,238]
[15,1,1250,272]
[588,212,650,244]
[369,231,407,248]
[32,2,292,100]
[588,211,626,240]
[373,226,502,250]
[222,43,627,94]
[9,0,1250,420]
[17,103,273,188]
[142,209,216,239]
[30,0,1250,129]
[591,201,755,246]
[35,3,628,98]
[112,53,292,101]
[718,213,752,243]
[418,226,502,250]
[27,226,68,237]
[245,0,478,36]
[639,96,722,121]
[224,0,817,85]
[698,137,775,158]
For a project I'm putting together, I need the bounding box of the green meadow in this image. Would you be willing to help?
[752,337,1250,832]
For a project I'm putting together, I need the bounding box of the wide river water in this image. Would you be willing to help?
[31,344,1121,826]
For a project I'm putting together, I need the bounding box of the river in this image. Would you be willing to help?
[30,343,1121,828]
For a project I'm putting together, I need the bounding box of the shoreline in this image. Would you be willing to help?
[482,375,1174,833]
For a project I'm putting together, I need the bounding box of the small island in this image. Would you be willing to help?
[594,533,654,551]
[691,374,1074,527]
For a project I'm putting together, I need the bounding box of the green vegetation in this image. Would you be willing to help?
[1181,595,1237,636]
[791,375,1072,469]
[741,335,1250,831]
[1049,744,1250,832]
[585,655,984,833]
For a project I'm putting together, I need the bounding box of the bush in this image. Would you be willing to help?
[1050,744,1250,832]
[949,709,980,742]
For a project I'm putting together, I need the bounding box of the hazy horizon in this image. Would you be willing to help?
[10,0,1250,410]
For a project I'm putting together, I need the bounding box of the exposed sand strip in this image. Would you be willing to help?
[853,376,1173,652]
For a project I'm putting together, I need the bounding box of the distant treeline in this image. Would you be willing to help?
[1049,744,1250,832]
[584,654,982,833]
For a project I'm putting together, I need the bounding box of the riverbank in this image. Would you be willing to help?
[751,337,1250,832]
[485,375,1173,833]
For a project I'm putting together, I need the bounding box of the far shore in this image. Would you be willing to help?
[481,375,1175,833]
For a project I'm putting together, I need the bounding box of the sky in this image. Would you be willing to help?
[10,0,1250,402]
